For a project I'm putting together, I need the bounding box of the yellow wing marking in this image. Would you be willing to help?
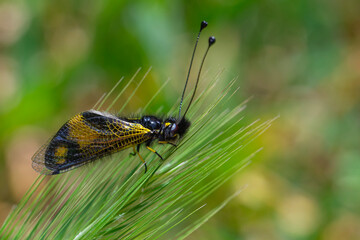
[54,146,68,164]
[67,113,152,155]
[68,114,103,148]
[54,146,68,157]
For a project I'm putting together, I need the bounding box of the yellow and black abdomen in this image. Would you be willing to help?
[32,110,152,175]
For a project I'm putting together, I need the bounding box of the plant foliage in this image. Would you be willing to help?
[0,70,274,239]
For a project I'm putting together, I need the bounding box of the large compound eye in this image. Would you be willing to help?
[171,123,178,133]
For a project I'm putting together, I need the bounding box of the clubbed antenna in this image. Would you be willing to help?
[182,36,216,119]
[178,21,208,119]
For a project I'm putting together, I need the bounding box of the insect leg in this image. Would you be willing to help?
[146,146,164,161]
[130,145,136,156]
[158,141,177,147]
[169,142,177,147]
[130,144,141,156]
[132,145,147,173]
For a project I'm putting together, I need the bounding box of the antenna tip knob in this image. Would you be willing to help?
[208,36,216,46]
[200,21,208,31]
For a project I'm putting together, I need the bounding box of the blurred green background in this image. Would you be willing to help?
[1,0,360,239]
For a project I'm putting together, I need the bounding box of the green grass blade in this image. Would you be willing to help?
[0,73,274,240]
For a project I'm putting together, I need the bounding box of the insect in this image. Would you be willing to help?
[32,21,216,175]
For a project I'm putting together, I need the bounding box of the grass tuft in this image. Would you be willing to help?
[0,69,275,239]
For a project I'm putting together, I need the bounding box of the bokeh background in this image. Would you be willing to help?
[1,0,360,239]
